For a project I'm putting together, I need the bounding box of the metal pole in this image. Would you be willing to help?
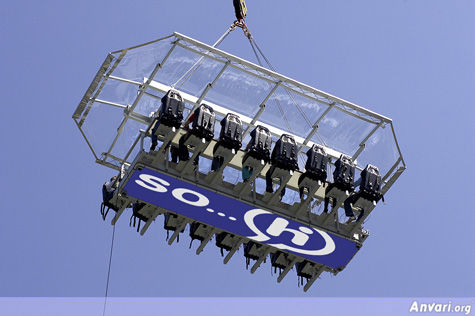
[242,82,280,138]
[351,122,383,161]
[188,61,230,117]
[173,25,235,89]
[296,102,335,155]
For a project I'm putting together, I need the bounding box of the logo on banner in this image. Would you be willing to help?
[134,173,336,257]
[244,209,335,256]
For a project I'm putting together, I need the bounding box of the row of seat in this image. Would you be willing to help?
[149,90,384,220]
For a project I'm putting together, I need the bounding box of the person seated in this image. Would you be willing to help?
[150,90,184,151]
[298,144,328,199]
[343,164,384,223]
[241,141,254,182]
[102,176,117,205]
[170,113,197,164]
[323,154,355,213]
[149,111,161,151]
[211,113,243,172]
[265,134,298,197]
[172,104,215,168]
[101,175,119,219]
[241,125,272,182]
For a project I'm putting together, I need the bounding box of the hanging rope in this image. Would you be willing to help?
[102,225,116,316]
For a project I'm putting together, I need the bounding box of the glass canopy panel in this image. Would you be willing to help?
[205,65,274,118]
[80,101,125,159]
[172,56,226,97]
[151,45,203,88]
[111,38,175,82]
[260,87,328,139]
[355,124,400,177]
[178,40,230,65]
[109,119,147,164]
[134,89,163,117]
[311,107,377,156]
[96,77,139,108]
[73,33,404,185]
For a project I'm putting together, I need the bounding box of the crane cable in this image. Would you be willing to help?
[233,17,294,135]
[172,22,238,89]
[242,25,328,148]
[102,225,116,316]
[247,36,293,134]
[175,0,328,148]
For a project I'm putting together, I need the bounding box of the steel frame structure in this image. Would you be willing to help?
[73,33,405,191]
[72,33,406,290]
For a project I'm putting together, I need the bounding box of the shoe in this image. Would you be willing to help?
[150,141,157,151]
[345,216,356,224]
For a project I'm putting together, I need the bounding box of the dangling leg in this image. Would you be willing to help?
[344,196,356,223]
[150,119,160,151]
[150,134,158,151]
[178,137,189,161]
[242,166,253,182]
[170,146,178,163]
[279,177,286,199]
[265,165,275,193]
[356,208,365,222]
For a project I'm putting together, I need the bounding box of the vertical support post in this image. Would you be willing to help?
[382,157,402,183]
[173,26,235,90]
[121,129,144,166]
[185,61,230,120]
[351,122,382,162]
[198,62,229,103]
[242,82,280,138]
[382,166,405,195]
[296,102,335,155]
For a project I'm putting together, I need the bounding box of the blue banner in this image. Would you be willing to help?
[123,167,358,270]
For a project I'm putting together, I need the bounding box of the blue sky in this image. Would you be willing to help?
[0,0,474,306]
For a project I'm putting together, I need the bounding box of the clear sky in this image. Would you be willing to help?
[0,0,474,309]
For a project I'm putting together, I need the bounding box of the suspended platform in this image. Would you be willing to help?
[72,32,406,291]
